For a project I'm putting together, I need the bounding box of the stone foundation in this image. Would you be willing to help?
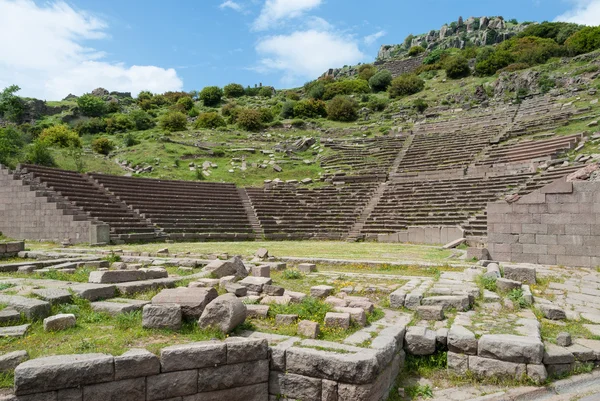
[378,226,464,245]
[0,241,24,258]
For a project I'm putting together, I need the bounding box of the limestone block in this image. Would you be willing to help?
[82,377,145,401]
[468,356,526,378]
[88,270,145,284]
[557,332,572,347]
[239,276,273,293]
[496,278,522,292]
[198,293,247,333]
[448,325,477,355]
[422,295,469,311]
[334,307,366,327]
[324,312,350,329]
[225,338,268,364]
[389,289,406,308]
[275,314,298,325]
[268,371,322,400]
[503,265,536,284]
[146,370,198,401]
[263,284,284,296]
[252,265,270,278]
[297,263,316,273]
[151,287,217,319]
[447,351,468,375]
[142,304,182,330]
[527,364,548,383]
[114,348,160,380]
[310,285,334,298]
[297,320,320,339]
[538,303,566,320]
[404,326,436,355]
[43,314,76,332]
[160,341,226,372]
[416,305,445,321]
[0,350,28,373]
[478,334,544,364]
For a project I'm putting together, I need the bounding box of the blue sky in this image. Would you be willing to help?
[0,0,598,99]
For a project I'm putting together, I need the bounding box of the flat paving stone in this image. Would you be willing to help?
[0,324,30,338]
[30,288,72,305]
[69,283,116,301]
[0,308,21,324]
[91,299,150,316]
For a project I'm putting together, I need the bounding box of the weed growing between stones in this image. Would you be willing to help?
[507,288,531,309]
[0,372,14,390]
[0,283,15,291]
[404,351,448,376]
[282,269,303,280]
[537,311,597,342]
[405,384,433,399]
[104,252,121,264]
[478,275,497,292]
[268,297,332,322]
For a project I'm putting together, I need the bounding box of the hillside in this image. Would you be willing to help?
[0,21,600,189]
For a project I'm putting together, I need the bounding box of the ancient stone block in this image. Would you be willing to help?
[268,371,321,400]
[198,293,246,333]
[477,334,543,364]
[297,320,320,339]
[146,370,198,401]
[239,276,272,293]
[421,295,470,311]
[246,304,269,319]
[160,341,226,372]
[297,263,316,273]
[225,338,268,364]
[502,265,536,284]
[152,287,217,319]
[142,304,182,331]
[310,285,334,298]
[448,325,477,355]
[404,326,436,356]
[0,350,28,373]
[447,351,468,375]
[251,265,270,278]
[82,377,145,401]
[324,312,350,329]
[43,314,76,332]
[275,314,298,325]
[468,356,526,378]
[114,348,160,380]
[496,278,522,292]
[416,305,444,321]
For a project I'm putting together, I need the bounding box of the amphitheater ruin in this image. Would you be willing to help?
[2,93,600,400]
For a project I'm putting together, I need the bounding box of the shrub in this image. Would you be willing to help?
[413,99,429,113]
[123,133,139,147]
[282,269,303,279]
[423,48,450,65]
[307,81,325,99]
[176,96,194,111]
[223,83,245,98]
[367,97,388,112]
[358,64,378,81]
[388,74,425,98]
[369,70,393,92]
[245,86,260,97]
[221,102,239,118]
[258,108,274,123]
[188,107,200,118]
[39,125,81,148]
[105,114,134,134]
[129,109,155,130]
[0,85,25,123]
[293,99,327,119]
[475,49,516,76]
[74,118,107,136]
[163,91,191,104]
[199,86,223,107]
[91,137,114,155]
[517,21,583,45]
[445,56,471,79]
[323,79,370,100]
[538,75,557,94]
[195,112,226,129]
[280,101,296,118]
[497,63,530,73]
[258,87,273,98]
[236,109,263,131]
[327,96,359,122]
[77,94,106,117]
[565,26,600,55]
[500,36,564,65]
[24,140,54,166]
[286,91,300,101]
[408,46,426,56]
[0,126,23,166]
[159,111,188,132]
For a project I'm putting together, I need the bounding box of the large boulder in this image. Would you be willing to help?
[151,287,217,319]
[198,294,246,333]
[203,256,248,279]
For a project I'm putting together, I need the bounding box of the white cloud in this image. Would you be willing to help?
[364,30,386,45]
[555,0,600,25]
[253,0,322,31]
[255,29,366,85]
[0,0,183,99]
[219,1,243,12]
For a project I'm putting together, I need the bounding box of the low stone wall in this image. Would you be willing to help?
[375,56,425,77]
[0,166,109,244]
[487,178,600,267]
[378,226,464,245]
[10,329,406,401]
[0,241,24,258]
[12,338,270,401]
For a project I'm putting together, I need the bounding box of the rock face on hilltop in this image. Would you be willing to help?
[377,16,525,62]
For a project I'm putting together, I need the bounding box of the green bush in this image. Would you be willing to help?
[258,108,274,123]
[74,118,107,136]
[293,99,327,119]
[163,91,191,104]
[565,26,600,55]
[77,94,106,117]
[188,107,200,118]
[123,133,139,147]
[500,36,564,65]
[408,46,426,56]
[368,70,393,92]
[24,140,55,166]
[176,96,194,111]
[0,126,24,166]
[221,102,239,118]
[323,79,370,100]
[91,137,114,155]
[445,56,471,79]
[236,109,263,131]
[367,97,388,112]
[159,111,188,132]
[39,125,81,148]
[223,83,245,98]
[413,99,429,113]
[327,96,359,122]
[388,74,425,98]
[517,21,583,45]
[358,64,378,81]
[423,48,450,65]
[104,114,133,134]
[245,86,260,97]
[497,63,530,73]
[307,81,325,99]
[0,85,25,123]
[258,87,273,98]
[195,112,226,129]
[199,86,223,107]
[286,91,301,101]
[475,49,516,76]
[280,101,296,118]
[129,110,155,130]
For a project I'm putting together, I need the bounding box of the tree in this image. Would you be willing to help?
[77,94,106,117]
[223,83,245,98]
[195,112,226,129]
[129,110,155,130]
[0,85,25,123]
[24,140,54,167]
[0,126,24,166]
[92,137,114,155]
[565,26,600,55]
[236,109,263,131]
[39,125,82,148]
[388,74,425,98]
[199,86,223,107]
[445,56,471,79]
[358,64,377,81]
[369,70,393,92]
[327,96,359,122]
[159,111,188,132]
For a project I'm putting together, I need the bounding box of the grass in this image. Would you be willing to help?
[538,312,597,343]
[68,241,456,265]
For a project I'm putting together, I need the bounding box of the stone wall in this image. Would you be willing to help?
[0,166,109,244]
[377,226,464,244]
[0,241,24,258]
[487,178,600,267]
[10,329,406,401]
[375,55,425,77]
